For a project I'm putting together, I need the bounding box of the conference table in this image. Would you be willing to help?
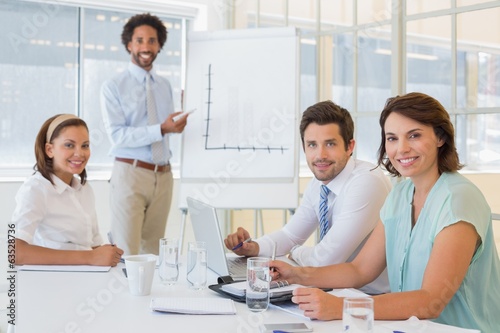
[15,261,473,333]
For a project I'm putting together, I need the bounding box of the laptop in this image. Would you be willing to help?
[186,197,247,280]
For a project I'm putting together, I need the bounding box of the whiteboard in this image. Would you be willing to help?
[179,27,300,209]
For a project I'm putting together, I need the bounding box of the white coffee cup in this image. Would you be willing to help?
[125,255,156,296]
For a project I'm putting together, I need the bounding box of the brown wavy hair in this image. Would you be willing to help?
[376,92,463,177]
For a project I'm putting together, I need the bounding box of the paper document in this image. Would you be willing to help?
[18,265,111,272]
[151,297,236,315]
[221,280,300,298]
[378,316,480,333]
[270,288,369,319]
[328,288,369,298]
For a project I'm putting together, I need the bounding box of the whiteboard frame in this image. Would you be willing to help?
[178,27,300,209]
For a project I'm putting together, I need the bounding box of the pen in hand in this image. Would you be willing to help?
[271,241,277,272]
[232,237,251,251]
[107,231,115,246]
[107,231,125,263]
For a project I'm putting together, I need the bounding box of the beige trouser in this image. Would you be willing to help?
[109,161,173,255]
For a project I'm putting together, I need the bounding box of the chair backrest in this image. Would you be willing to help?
[493,213,500,221]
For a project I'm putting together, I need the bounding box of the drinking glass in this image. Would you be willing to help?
[343,297,374,333]
[246,257,270,312]
[186,241,207,290]
[158,238,179,285]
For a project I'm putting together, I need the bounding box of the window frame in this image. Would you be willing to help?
[0,0,201,182]
[240,0,500,174]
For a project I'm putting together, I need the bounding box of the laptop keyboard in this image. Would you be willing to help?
[227,256,247,277]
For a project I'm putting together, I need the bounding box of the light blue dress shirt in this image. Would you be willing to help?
[100,62,174,164]
[382,172,500,333]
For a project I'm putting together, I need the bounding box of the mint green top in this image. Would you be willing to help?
[381,172,500,333]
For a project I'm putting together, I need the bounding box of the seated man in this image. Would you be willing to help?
[268,93,500,333]
[224,100,391,294]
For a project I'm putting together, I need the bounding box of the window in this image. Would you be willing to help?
[0,0,187,178]
[2,0,499,177]
[1,3,79,169]
[236,0,500,171]
[80,8,184,170]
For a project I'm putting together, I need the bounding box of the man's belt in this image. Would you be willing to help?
[115,157,170,173]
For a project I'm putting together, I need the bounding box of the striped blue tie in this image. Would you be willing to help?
[319,185,331,240]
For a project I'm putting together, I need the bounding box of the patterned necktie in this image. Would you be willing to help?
[319,185,331,240]
[146,74,164,164]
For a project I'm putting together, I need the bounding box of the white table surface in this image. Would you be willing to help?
[15,262,470,333]
[15,261,341,333]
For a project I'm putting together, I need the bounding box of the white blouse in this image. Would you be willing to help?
[12,172,103,250]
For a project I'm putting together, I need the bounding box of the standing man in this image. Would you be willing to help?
[224,100,392,294]
[101,13,188,255]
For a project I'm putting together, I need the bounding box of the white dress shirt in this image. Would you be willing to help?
[13,172,103,250]
[255,158,392,294]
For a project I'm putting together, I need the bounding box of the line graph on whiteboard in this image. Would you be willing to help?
[181,30,298,181]
[202,64,289,154]
[180,27,299,207]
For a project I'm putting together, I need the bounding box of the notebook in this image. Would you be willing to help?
[220,280,300,298]
[187,197,248,280]
[150,297,236,315]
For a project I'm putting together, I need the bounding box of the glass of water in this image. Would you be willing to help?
[186,241,207,290]
[343,297,374,333]
[246,257,270,312]
[158,238,179,285]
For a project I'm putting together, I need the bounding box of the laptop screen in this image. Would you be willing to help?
[186,197,231,277]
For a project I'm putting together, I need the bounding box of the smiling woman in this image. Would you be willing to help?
[11,114,124,267]
[44,114,91,185]
[269,93,500,333]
